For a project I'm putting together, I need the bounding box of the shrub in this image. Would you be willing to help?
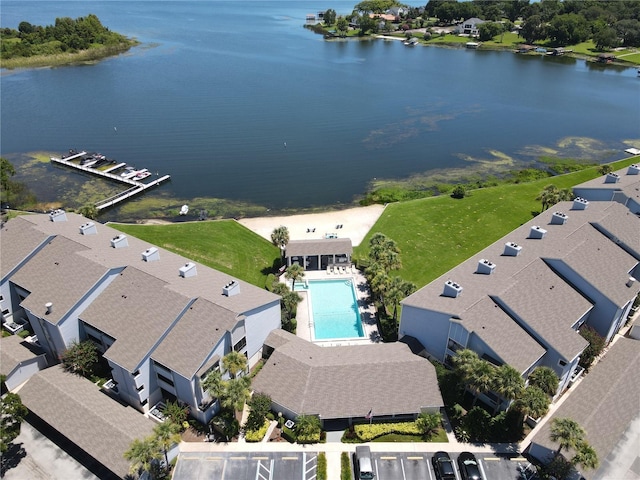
[451,185,466,199]
[416,412,442,439]
[61,340,98,377]
[317,452,327,480]
[245,393,271,431]
[281,425,296,443]
[341,452,353,480]
[164,400,189,428]
[578,325,606,371]
[265,273,275,291]
[354,421,422,441]
[245,419,270,442]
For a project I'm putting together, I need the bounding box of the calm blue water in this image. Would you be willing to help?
[297,279,363,340]
[1,1,639,214]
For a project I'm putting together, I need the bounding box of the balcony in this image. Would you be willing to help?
[568,365,585,387]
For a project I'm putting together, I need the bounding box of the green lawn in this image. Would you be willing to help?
[110,157,638,292]
[354,157,639,288]
[111,220,279,288]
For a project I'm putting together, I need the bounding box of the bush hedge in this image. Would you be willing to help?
[245,419,270,442]
[317,452,327,480]
[341,452,353,480]
[354,421,422,441]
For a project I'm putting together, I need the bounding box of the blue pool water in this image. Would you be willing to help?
[296,279,364,340]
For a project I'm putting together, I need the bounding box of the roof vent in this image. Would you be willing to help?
[49,209,67,222]
[605,172,620,183]
[141,247,159,262]
[477,259,496,275]
[529,225,547,239]
[627,277,637,288]
[627,164,640,175]
[45,302,53,315]
[222,280,241,297]
[572,197,589,210]
[110,234,128,248]
[79,222,97,235]
[550,212,568,225]
[179,262,197,278]
[503,242,522,256]
[443,280,463,298]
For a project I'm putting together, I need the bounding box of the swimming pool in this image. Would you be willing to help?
[295,279,364,340]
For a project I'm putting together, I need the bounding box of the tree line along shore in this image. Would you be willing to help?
[0,14,137,69]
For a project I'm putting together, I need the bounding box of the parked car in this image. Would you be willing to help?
[355,445,375,480]
[458,452,483,480]
[432,451,457,480]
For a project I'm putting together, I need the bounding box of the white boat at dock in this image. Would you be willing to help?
[120,167,138,179]
[179,205,189,215]
[133,169,151,180]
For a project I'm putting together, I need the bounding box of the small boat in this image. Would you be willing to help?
[466,42,480,49]
[133,168,151,180]
[120,167,138,179]
[179,205,189,216]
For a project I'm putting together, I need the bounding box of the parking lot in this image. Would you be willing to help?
[174,449,536,480]
[172,451,318,480]
[367,452,534,480]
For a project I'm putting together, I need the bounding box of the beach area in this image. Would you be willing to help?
[237,204,386,247]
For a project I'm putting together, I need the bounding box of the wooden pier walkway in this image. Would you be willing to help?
[50,152,171,211]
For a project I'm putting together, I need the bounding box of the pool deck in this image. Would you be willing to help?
[287,269,380,346]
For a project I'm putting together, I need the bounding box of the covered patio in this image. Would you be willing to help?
[284,238,352,271]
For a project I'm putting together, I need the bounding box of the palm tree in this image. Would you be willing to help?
[270,226,289,259]
[223,351,247,379]
[528,366,559,397]
[550,417,585,456]
[153,421,181,471]
[124,436,162,479]
[452,349,480,380]
[558,188,573,202]
[513,386,550,420]
[201,369,225,403]
[222,376,251,420]
[493,364,524,413]
[366,265,390,307]
[284,262,304,289]
[536,184,560,211]
[368,233,401,273]
[295,414,321,440]
[386,276,416,321]
[467,360,495,406]
[571,440,599,471]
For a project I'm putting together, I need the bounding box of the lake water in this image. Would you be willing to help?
[1,1,639,219]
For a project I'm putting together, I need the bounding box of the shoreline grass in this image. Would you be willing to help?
[0,41,138,70]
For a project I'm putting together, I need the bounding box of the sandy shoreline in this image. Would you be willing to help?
[237,204,386,247]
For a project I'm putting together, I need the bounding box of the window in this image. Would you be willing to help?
[234,337,247,352]
[136,384,144,392]
[132,370,140,377]
[447,338,463,353]
[558,359,567,367]
[141,398,148,406]
[157,373,174,387]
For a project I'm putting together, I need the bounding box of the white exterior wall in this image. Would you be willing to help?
[572,187,615,202]
[399,305,453,362]
[242,300,281,368]
[4,356,47,391]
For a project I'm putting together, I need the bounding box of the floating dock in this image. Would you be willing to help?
[50,151,171,211]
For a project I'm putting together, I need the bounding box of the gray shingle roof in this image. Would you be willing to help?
[402,201,640,362]
[0,216,50,278]
[0,335,45,374]
[573,166,640,205]
[252,330,443,419]
[80,266,192,371]
[495,259,591,360]
[10,236,110,325]
[2,213,281,375]
[18,365,155,479]
[460,297,546,373]
[549,223,640,307]
[5,214,279,317]
[529,336,640,478]
[285,238,353,257]
[151,297,238,379]
[590,206,640,261]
